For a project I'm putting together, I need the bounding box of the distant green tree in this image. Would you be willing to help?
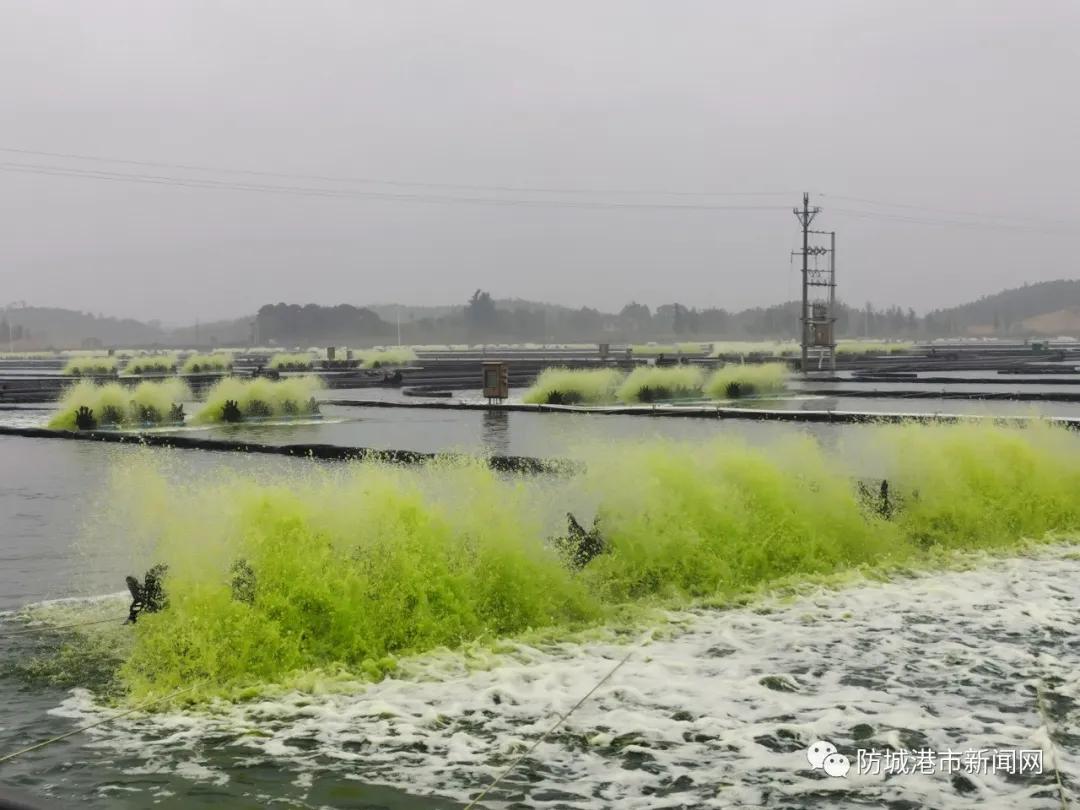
[698,307,729,334]
[672,303,687,335]
[619,302,653,333]
[465,290,499,338]
[255,303,391,344]
[565,306,603,337]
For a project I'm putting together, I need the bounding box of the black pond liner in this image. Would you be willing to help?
[1,425,573,474]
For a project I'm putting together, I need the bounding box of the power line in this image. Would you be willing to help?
[0,146,794,199]
[829,206,1079,236]
[822,192,1077,228]
[0,161,792,213]
[3,145,1074,232]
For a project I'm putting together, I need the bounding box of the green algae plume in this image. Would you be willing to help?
[522,368,625,405]
[704,362,788,399]
[114,459,597,697]
[89,421,1080,701]
[522,364,788,405]
[267,352,315,371]
[866,421,1080,550]
[711,341,801,358]
[180,352,233,374]
[49,379,191,429]
[191,376,323,423]
[836,340,914,355]
[630,343,707,357]
[575,433,896,602]
[616,365,705,402]
[124,354,178,375]
[62,355,119,376]
[356,347,418,368]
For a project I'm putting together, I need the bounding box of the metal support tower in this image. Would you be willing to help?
[805,229,837,372]
[792,193,821,373]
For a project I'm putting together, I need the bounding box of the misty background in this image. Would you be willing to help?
[0,0,1078,327]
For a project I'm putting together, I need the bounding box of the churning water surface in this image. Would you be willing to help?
[0,426,1078,809]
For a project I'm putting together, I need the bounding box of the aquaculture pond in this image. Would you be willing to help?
[1,418,1078,808]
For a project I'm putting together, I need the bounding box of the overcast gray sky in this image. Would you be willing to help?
[1,0,1077,324]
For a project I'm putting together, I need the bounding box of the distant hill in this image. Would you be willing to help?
[167,317,254,347]
[6,279,1080,349]
[1021,306,1080,335]
[0,306,164,349]
[0,306,253,350]
[926,280,1080,336]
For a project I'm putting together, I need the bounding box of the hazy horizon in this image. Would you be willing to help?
[2,0,1078,324]
[3,278,1072,333]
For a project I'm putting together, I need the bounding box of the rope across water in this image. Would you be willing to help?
[463,635,648,810]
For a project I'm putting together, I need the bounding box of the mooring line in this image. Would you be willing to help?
[0,615,128,638]
[0,683,199,766]
[462,641,641,810]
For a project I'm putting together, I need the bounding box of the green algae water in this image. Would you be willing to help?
[123,354,178,375]
[615,365,705,402]
[60,355,119,376]
[267,352,316,371]
[522,367,624,404]
[192,375,323,423]
[49,379,192,429]
[355,346,418,368]
[179,352,233,374]
[88,421,1080,702]
[520,364,789,405]
[703,361,788,399]
[3,425,1080,809]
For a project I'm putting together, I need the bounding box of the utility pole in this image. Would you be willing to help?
[793,193,821,373]
[828,230,836,371]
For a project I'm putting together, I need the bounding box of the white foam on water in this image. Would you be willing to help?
[0,592,130,629]
[52,547,1079,809]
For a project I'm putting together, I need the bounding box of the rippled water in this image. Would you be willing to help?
[4,548,1077,808]
[1,400,849,460]
[6,383,1080,465]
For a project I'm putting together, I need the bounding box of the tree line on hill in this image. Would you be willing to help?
[435,280,1080,343]
[4,279,1078,350]
[251,286,1041,345]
